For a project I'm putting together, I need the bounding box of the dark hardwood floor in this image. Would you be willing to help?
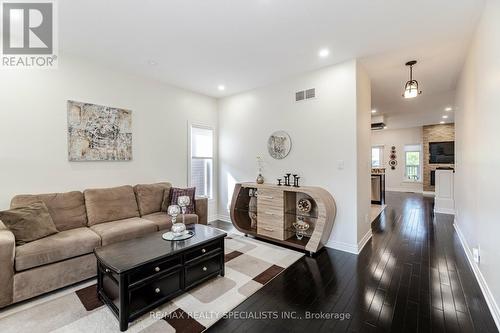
[207,192,498,333]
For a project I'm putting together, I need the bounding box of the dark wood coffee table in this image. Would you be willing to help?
[94,223,227,331]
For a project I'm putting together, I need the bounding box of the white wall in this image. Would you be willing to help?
[0,55,218,218]
[371,127,423,193]
[454,0,500,325]
[218,60,370,251]
[356,63,372,245]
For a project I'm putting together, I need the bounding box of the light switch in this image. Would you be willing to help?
[337,160,344,170]
[473,247,480,263]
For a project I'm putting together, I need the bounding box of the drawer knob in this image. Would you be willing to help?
[155,288,161,294]
[154,266,160,272]
[202,266,207,271]
[201,248,206,253]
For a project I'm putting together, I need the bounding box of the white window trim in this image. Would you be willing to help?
[403,144,423,182]
[187,122,215,201]
[371,144,385,168]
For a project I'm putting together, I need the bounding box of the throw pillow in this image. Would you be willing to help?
[0,201,59,246]
[163,187,196,214]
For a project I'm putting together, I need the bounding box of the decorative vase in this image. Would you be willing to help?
[256,174,264,184]
[248,189,257,229]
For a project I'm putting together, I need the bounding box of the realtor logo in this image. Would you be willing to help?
[1,0,58,68]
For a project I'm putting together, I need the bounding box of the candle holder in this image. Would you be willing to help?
[293,174,300,187]
[277,178,282,186]
[167,204,185,237]
[173,196,190,236]
[284,173,291,186]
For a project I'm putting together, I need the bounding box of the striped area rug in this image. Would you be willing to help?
[0,233,303,333]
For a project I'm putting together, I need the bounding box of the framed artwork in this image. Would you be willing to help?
[67,100,132,161]
[267,130,292,159]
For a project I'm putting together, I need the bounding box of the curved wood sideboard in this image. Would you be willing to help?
[230,182,336,254]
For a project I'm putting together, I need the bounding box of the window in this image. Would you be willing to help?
[404,144,421,181]
[190,126,214,199]
[372,146,384,167]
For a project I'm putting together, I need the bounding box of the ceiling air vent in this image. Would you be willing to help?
[371,122,386,130]
[306,88,316,99]
[295,91,305,102]
[295,88,316,102]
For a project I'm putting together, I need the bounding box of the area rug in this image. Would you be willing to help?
[0,233,303,333]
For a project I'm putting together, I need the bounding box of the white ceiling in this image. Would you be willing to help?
[59,0,484,123]
[362,39,472,128]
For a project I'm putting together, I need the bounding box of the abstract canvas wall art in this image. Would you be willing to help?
[67,101,132,161]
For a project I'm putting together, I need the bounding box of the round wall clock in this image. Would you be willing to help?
[267,130,292,159]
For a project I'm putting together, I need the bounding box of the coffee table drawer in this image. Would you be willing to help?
[184,239,222,263]
[129,256,181,285]
[185,254,222,289]
[129,269,182,316]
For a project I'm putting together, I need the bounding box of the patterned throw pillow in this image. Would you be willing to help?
[168,187,196,214]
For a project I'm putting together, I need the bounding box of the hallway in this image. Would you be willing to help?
[209,192,498,332]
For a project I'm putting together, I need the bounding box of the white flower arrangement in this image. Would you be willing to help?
[256,155,264,173]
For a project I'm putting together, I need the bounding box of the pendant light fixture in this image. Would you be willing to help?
[402,60,422,99]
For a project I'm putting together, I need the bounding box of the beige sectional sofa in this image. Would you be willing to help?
[0,182,208,308]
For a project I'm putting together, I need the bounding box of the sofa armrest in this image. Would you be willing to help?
[195,197,208,225]
[0,222,15,308]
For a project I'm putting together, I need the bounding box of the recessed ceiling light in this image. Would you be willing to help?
[218,85,225,91]
[383,126,388,129]
[147,60,157,66]
[445,107,453,112]
[318,48,330,58]
[371,109,377,114]
[440,121,445,124]
[442,115,449,119]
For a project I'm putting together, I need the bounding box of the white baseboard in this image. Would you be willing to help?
[326,240,358,254]
[454,221,500,330]
[386,187,423,194]
[212,214,231,223]
[357,229,373,253]
[434,207,455,215]
[326,230,372,255]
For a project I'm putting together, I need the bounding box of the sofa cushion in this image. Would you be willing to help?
[10,191,87,231]
[0,202,59,246]
[13,254,96,303]
[15,227,100,271]
[84,185,140,226]
[141,212,198,231]
[90,217,158,246]
[134,182,171,216]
